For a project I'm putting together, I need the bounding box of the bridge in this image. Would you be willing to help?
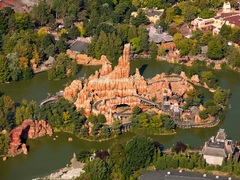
[133,95,161,109]
[120,121,131,132]
[40,91,63,107]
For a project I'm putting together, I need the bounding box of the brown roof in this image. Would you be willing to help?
[223,14,240,27]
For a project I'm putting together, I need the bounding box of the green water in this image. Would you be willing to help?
[0,60,240,180]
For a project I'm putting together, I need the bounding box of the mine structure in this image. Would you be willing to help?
[63,44,197,126]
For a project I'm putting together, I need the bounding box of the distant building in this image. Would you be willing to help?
[142,8,164,24]
[202,129,234,165]
[44,56,55,67]
[131,8,164,24]
[148,26,173,44]
[69,37,91,54]
[140,170,238,180]
[192,2,240,35]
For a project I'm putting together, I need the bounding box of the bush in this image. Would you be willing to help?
[221,62,228,69]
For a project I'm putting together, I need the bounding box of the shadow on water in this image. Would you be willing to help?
[138,64,148,76]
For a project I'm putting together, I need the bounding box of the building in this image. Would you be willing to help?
[69,37,91,54]
[131,8,164,24]
[202,129,234,165]
[142,8,164,24]
[140,170,239,180]
[192,2,240,35]
[148,26,173,44]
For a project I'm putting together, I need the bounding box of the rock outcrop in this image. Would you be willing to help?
[66,50,111,66]
[8,119,52,157]
[63,43,194,122]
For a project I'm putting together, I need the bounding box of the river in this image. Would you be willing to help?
[0,60,240,180]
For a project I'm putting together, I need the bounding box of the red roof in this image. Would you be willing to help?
[223,14,240,27]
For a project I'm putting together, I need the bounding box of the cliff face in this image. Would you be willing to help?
[8,119,52,157]
[63,43,193,121]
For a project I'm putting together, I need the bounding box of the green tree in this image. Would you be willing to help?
[199,110,208,119]
[81,158,110,180]
[132,106,142,116]
[100,124,111,138]
[213,88,230,106]
[232,29,240,44]
[0,55,10,83]
[130,37,141,53]
[200,31,213,46]
[76,150,91,163]
[207,36,227,60]
[150,115,163,129]
[131,9,148,27]
[161,114,175,131]
[199,8,215,18]
[220,23,232,40]
[227,47,240,68]
[31,0,53,26]
[121,136,154,177]
[200,71,218,88]
[111,119,121,136]
[68,25,80,40]
[0,134,9,155]
[109,141,125,165]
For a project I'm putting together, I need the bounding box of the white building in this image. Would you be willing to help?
[202,129,234,165]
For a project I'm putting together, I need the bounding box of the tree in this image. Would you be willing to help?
[132,106,142,116]
[199,110,208,119]
[200,71,218,88]
[154,155,167,170]
[10,13,32,31]
[177,38,194,56]
[207,36,227,60]
[81,158,110,180]
[76,150,91,163]
[199,8,215,18]
[200,31,213,46]
[6,53,21,81]
[48,53,77,80]
[131,9,148,27]
[68,25,80,40]
[109,141,125,165]
[121,136,154,177]
[173,141,187,154]
[227,47,240,68]
[0,95,15,130]
[0,55,10,83]
[100,125,111,138]
[150,115,163,129]
[184,7,198,22]
[220,23,232,40]
[31,0,53,26]
[130,37,141,53]
[111,120,121,136]
[232,29,240,44]
[0,134,9,155]
[173,32,183,47]
[161,114,175,131]
[213,88,230,106]
[98,114,106,124]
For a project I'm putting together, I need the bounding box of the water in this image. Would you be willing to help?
[0,60,240,180]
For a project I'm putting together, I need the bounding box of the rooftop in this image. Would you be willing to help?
[70,41,89,53]
[140,170,240,180]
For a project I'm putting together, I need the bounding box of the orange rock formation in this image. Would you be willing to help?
[64,44,194,122]
[8,119,52,157]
